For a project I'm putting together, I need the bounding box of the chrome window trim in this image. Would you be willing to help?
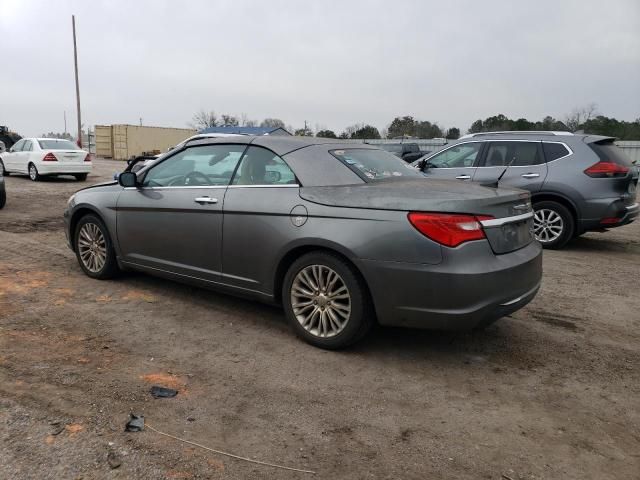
[123,184,300,191]
[227,184,300,188]
[472,140,573,168]
[541,141,574,163]
[124,185,228,191]
[480,211,533,227]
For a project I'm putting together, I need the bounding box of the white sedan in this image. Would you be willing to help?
[0,138,92,181]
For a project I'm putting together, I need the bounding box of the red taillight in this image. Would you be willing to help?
[84,153,93,162]
[408,212,493,247]
[584,161,629,178]
[600,217,621,225]
[43,152,58,162]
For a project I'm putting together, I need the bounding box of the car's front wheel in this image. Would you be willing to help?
[28,163,40,181]
[282,252,374,349]
[0,159,8,176]
[74,214,119,279]
[533,201,574,249]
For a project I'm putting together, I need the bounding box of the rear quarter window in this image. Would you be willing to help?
[588,141,632,167]
[542,142,570,162]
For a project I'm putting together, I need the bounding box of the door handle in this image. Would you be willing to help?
[455,174,471,180]
[521,173,540,179]
[194,196,218,204]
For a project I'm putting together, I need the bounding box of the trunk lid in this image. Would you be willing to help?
[51,150,86,163]
[300,177,534,254]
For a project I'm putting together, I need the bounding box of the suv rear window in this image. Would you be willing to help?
[588,141,632,167]
[330,148,422,181]
[542,142,570,162]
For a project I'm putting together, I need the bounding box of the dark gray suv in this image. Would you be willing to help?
[414,132,639,248]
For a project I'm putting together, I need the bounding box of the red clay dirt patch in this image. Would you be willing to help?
[140,373,187,391]
[122,290,156,303]
[65,424,84,435]
[0,267,52,295]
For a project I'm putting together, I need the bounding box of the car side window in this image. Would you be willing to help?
[484,142,542,167]
[542,142,570,162]
[11,139,25,152]
[23,140,32,151]
[142,144,246,187]
[426,143,482,168]
[231,146,297,185]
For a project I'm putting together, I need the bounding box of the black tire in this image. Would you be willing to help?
[0,183,6,209]
[282,252,374,349]
[533,200,574,250]
[28,163,40,181]
[75,173,88,181]
[0,159,8,176]
[74,214,119,279]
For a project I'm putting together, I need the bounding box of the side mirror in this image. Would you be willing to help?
[417,159,427,170]
[119,171,138,188]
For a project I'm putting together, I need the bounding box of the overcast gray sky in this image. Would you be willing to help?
[2,0,639,137]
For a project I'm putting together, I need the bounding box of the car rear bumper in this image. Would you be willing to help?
[579,199,638,231]
[37,163,92,175]
[360,240,542,330]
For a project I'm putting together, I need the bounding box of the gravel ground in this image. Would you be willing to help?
[1,158,639,479]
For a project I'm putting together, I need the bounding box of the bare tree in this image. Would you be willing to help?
[260,118,286,129]
[190,110,218,130]
[220,114,239,126]
[565,103,598,132]
[240,113,258,127]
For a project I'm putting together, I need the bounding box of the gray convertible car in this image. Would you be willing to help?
[64,136,542,349]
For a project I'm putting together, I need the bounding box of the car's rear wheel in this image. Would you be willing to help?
[28,163,40,181]
[74,214,119,279]
[0,159,8,176]
[283,252,373,349]
[533,201,574,249]
[75,173,88,181]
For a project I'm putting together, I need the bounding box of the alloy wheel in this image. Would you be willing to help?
[534,208,564,243]
[77,223,107,273]
[290,265,352,338]
[29,164,37,180]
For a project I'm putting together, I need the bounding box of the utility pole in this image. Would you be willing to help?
[72,15,82,148]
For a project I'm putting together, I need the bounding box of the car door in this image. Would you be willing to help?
[3,138,25,171]
[472,141,547,192]
[221,145,300,293]
[419,141,484,181]
[116,143,247,283]
[20,140,34,174]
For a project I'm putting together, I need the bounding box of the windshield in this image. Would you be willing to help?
[38,139,81,150]
[330,148,422,181]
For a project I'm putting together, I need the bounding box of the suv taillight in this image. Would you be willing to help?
[584,161,629,178]
[408,212,493,247]
[43,153,58,162]
[84,153,93,162]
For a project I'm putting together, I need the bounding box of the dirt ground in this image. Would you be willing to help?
[1,158,638,480]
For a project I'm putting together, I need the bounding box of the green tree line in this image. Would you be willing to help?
[190,105,640,140]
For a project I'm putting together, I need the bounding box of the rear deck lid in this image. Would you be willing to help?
[300,177,534,253]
